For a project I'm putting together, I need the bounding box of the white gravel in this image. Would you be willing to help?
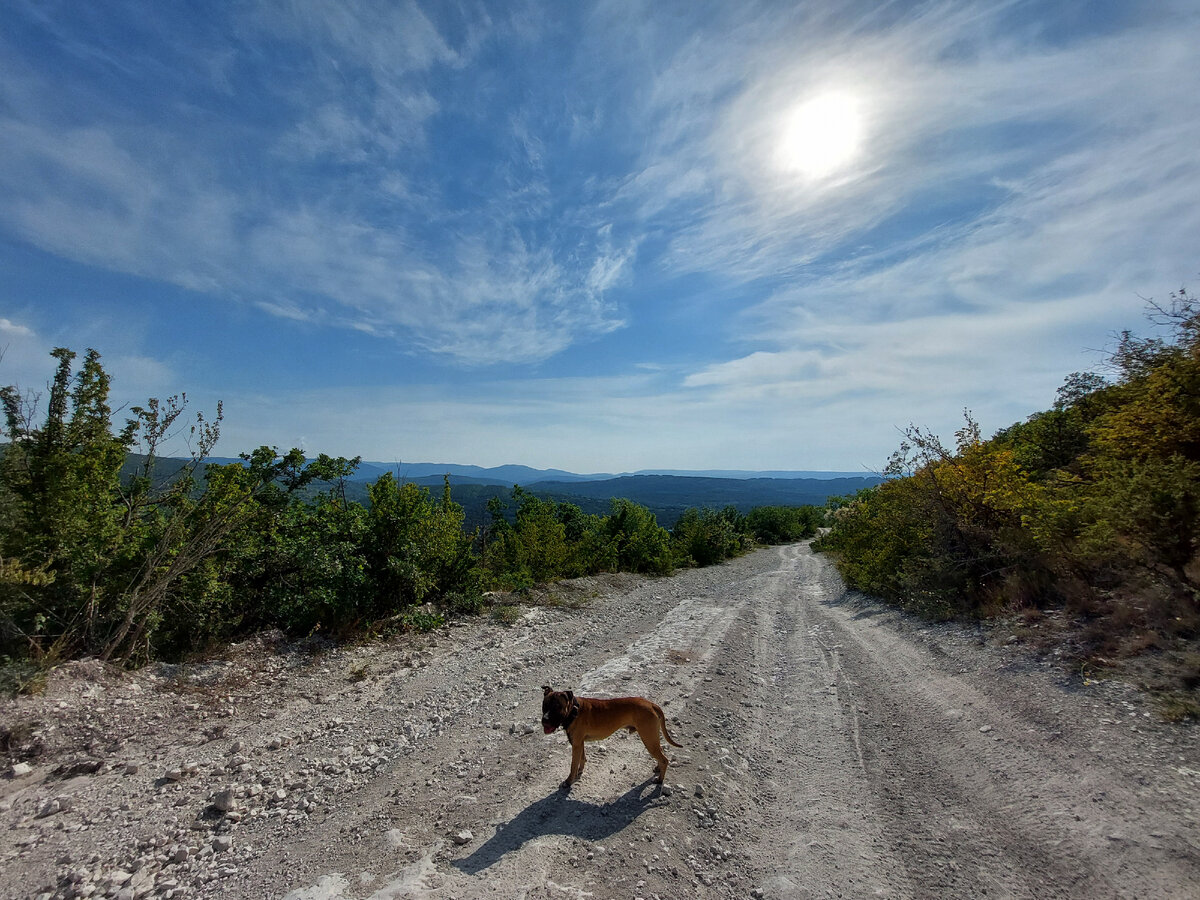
[2,543,1198,899]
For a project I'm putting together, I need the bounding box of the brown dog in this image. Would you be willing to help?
[541,685,682,789]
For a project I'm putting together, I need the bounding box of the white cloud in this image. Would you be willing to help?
[2,1,1199,472]
[0,319,179,428]
[593,1,1200,456]
[0,317,55,395]
[0,318,34,339]
[205,363,902,473]
[0,2,639,368]
[614,2,1199,298]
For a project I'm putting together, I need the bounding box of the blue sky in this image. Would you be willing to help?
[2,0,1198,473]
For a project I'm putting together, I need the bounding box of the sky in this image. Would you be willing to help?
[2,0,1199,474]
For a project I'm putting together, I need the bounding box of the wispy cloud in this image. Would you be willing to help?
[0,2,633,366]
[2,1,1199,469]
[594,1,1200,445]
[622,2,1200,291]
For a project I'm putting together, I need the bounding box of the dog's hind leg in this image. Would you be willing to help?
[636,728,670,783]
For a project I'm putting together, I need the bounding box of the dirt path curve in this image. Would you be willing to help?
[3,544,1199,899]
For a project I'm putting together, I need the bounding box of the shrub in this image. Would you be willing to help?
[671,507,745,567]
[603,499,673,575]
[816,285,1200,651]
[745,505,824,543]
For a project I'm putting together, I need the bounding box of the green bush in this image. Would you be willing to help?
[602,499,673,575]
[230,491,369,637]
[441,590,486,616]
[482,488,677,584]
[482,487,573,584]
[817,287,1200,639]
[0,349,291,663]
[364,474,478,613]
[745,505,823,543]
[671,507,746,567]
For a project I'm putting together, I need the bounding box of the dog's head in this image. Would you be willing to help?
[541,685,578,734]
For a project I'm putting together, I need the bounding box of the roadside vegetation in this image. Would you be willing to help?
[815,290,1200,714]
[0,349,822,684]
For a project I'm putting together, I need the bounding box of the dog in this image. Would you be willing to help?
[541,685,682,789]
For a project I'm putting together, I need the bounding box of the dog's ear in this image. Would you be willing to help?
[542,685,552,695]
[565,690,575,706]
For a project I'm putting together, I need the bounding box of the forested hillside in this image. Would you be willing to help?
[0,349,822,682]
[406,474,877,534]
[815,291,1200,714]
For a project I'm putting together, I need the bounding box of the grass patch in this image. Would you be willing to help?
[490,604,524,627]
[0,656,49,697]
[1155,692,1200,723]
[536,589,596,611]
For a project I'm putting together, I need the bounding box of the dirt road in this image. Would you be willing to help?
[3,544,1199,899]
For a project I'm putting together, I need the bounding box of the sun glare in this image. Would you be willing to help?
[776,91,864,180]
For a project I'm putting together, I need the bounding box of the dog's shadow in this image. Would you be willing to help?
[451,780,664,875]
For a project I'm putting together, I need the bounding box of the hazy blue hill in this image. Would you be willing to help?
[442,474,882,532]
[120,453,208,488]
[627,468,875,480]
[343,461,875,486]
[125,455,878,532]
[197,459,596,485]
[203,457,874,488]
[529,474,880,512]
[348,465,609,487]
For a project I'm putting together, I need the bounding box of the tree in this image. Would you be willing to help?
[818,413,1042,617]
[603,499,672,575]
[671,507,745,567]
[364,474,477,614]
[0,347,356,662]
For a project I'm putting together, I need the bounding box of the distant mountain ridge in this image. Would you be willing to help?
[147,455,881,530]
[211,460,875,485]
[518,474,879,513]
[203,459,876,485]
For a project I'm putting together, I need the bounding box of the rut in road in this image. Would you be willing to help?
[700,545,1199,900]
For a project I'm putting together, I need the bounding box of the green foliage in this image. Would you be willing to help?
[482,488,676,585]
[1079,456,1200,587]
[384,608,444,634]
[0,655,48,696]
[602,499,673,575]
[441,590,486,616]
[230,490,369,638]
[816,479,939,610]
[0,347,837,671]
[364,474,479,611]
[231,472,480,638]
[490,604,524,627]
[0,348,368,662]
[0,349,249,662]
[671,507,747,567]
[483,486,574,585]
[744,505,824,544]
[817,287,1200,648]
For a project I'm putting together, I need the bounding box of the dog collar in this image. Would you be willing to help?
[563,702,581,730]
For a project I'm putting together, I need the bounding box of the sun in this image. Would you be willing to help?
[776,91,864,180]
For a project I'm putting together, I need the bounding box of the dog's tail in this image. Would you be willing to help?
[655,704,683,747]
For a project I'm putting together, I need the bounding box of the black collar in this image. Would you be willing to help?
[562,702,581,731]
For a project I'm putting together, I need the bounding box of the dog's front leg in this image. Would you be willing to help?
[563,739,586,789]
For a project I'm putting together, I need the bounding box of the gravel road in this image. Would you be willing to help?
[3,543,1199,899]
